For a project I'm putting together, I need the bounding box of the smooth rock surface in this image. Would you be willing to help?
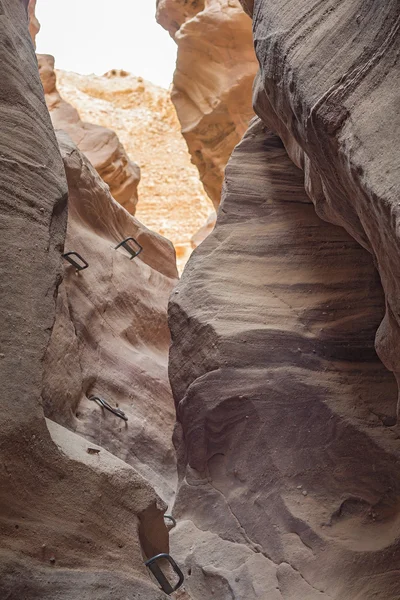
[43,131,178,503]
[157,0,257,207]
[168,118,400,599]
[0,2,168,597]
[37,53,141,213]
[247,0,400,399]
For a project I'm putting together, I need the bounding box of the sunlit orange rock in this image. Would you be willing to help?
[157,0,257,207]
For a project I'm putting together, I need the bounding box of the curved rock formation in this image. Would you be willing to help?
[248,0,400,395]
[37,53,141,213]
[0,2,169,597]
[44,130,178,503]
[157,0,257,207]
[168,1,400,597]
[28,0,40,45]
[169,117,400,600]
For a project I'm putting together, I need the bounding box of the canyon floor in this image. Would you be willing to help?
[56,68,214,271]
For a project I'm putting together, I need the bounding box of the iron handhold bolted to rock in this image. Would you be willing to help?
[62,251,89,272]
[114,236,143,259]
[164,514,176,528]
[88,395,128,422]
[145,553,184,595]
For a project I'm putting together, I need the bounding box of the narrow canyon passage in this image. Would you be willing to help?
[0,0,399,599]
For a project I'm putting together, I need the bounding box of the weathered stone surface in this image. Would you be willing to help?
[157,0,257,207]
[53,67,214,272]
[37,53,141,213]
[0,3,170,597]
[156,0,205,37]
[43,131,178,503]
[248,0,400,398]
[168,118,400,599]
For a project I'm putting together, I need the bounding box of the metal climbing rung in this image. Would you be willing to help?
[145,553,184,595]
[164,515,176,528]
[88,395,128,421]
[62,251,89,271]
[114,236,143,259]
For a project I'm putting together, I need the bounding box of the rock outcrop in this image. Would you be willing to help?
[44,130,178,503]
[53,68,213,272]
[157,0,257,208]
[0,1,171,597]
[167,2,400,599]
[248,0,400,401]
[37,53,141,213]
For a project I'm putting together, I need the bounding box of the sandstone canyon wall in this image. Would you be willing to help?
[167,1,400,599]
[0,2,177,597]
[37,53,141,213]
[156,0,258,209]
[44,130,178,504]
[52,67,213,271]
[30,1,141,214]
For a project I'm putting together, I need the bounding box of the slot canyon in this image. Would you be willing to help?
[0,0,399,598]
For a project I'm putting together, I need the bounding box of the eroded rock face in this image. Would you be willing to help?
[168,119,400,599]
[37,53,141,213]
[248,0,400,396]
[168,0,400,595]
[43,131,178,503]
[0,2,168,597]
[157,0,257,207]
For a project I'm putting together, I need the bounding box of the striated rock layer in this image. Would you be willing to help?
[157,0,257,207]
[0,1,169,598]
[44,130,178,503]
[37,53,141,213]
[247,0,400,396]
[168,119,400,598]
[168,0,400,596]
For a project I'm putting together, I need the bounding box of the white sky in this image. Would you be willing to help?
[35,0,177,88]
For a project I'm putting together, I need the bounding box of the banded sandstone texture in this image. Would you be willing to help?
[44,131,178,504]
[248,0,400,393]
[167,1,400,598]
[0,2,170,597]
